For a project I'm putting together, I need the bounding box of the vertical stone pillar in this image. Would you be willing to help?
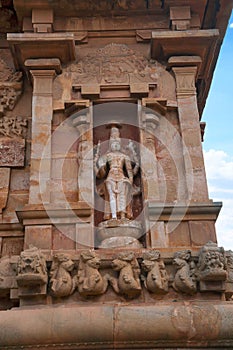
[170,57,209,202]
[23,59,60,251]
[73,104,94,248]
[28,67,57,204]
[139,101,168,248]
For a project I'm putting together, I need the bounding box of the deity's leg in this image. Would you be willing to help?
[106,181,117,219]
[117,181,127,219]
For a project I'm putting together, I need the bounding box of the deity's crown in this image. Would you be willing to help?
[109,126,121,146]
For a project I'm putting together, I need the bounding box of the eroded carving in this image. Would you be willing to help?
[50,254,76,298]
[0,137,25,167]
[173,250,197,295]
[111,252,141,298]
[141,250,168,294]
[77,250,109,296]
[69,44,158,86]
[16,246,48,296]
[0,256,16,296]
[198,241,227,281]
[0,59,23,114]
[0,116,27,138]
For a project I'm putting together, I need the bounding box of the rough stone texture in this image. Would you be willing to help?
[0,137,25,167]
[0,0,232,348]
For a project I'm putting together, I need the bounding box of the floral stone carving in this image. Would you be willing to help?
[50,254,76,298]
[111,252,141,298]
[197,241,227,292]
[0,58,22,115]
[16,246,48,297]
[172,250,197,295]
[77,250,109,297]
[141,250,168,294]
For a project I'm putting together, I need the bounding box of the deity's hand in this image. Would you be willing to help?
[98,157,106,168]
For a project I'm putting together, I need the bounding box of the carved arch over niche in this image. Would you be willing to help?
[53,43,176,104]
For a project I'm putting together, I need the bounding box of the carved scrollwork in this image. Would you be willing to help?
[172,250,197,295]
[141,250,168,294]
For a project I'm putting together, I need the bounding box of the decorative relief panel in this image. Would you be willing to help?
[0,244,230,306]
[68,44,158,86]
[0,58,22,115]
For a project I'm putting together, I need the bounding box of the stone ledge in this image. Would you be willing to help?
[147,201,222,221]
[0,302,233,348]
[7,33,75,70]
[16,202,91,225]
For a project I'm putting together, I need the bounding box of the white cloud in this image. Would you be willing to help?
[203,149,233,250]
[230,23,233,28]
[204,149,233,181]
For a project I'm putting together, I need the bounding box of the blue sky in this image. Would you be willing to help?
[203,10,233,250]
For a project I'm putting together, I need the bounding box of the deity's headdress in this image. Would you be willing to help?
[109,126,121,147]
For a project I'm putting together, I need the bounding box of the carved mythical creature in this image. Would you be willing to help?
[94,126,139,221]
[16,246,48,289]
[197,241,227,281]
[141,250,168,294]
[77,250,109,296]
[111,252,141,298]
[50,254,76,298]
[172,250,197,295]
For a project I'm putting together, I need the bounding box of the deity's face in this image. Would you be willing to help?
[110,140,121,152]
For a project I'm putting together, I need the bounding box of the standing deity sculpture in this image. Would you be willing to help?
[94,126,139,222]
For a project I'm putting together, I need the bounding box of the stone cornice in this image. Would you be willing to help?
[7,33,75,71]
[147,201,222,221]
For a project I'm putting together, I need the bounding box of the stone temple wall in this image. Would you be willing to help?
[0,0,232,348]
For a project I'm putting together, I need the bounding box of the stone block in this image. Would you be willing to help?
[0,138,25,167]
[0,167,10,212]
[76,223,94,249]
[189,221,217,246]
[10,169,30,192]
[150,221,168,248]
[167,221,191,247]
[53,225,76,250]
[1,237,24,257]
[24,225,52,250]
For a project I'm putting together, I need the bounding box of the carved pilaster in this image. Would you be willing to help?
[171,57,210,203]
[71,101,94,248]
[28,66,57,204]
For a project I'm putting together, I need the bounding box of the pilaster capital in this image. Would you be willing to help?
[169,56,201,98]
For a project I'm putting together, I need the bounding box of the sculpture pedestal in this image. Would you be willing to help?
[97,219,143,248]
